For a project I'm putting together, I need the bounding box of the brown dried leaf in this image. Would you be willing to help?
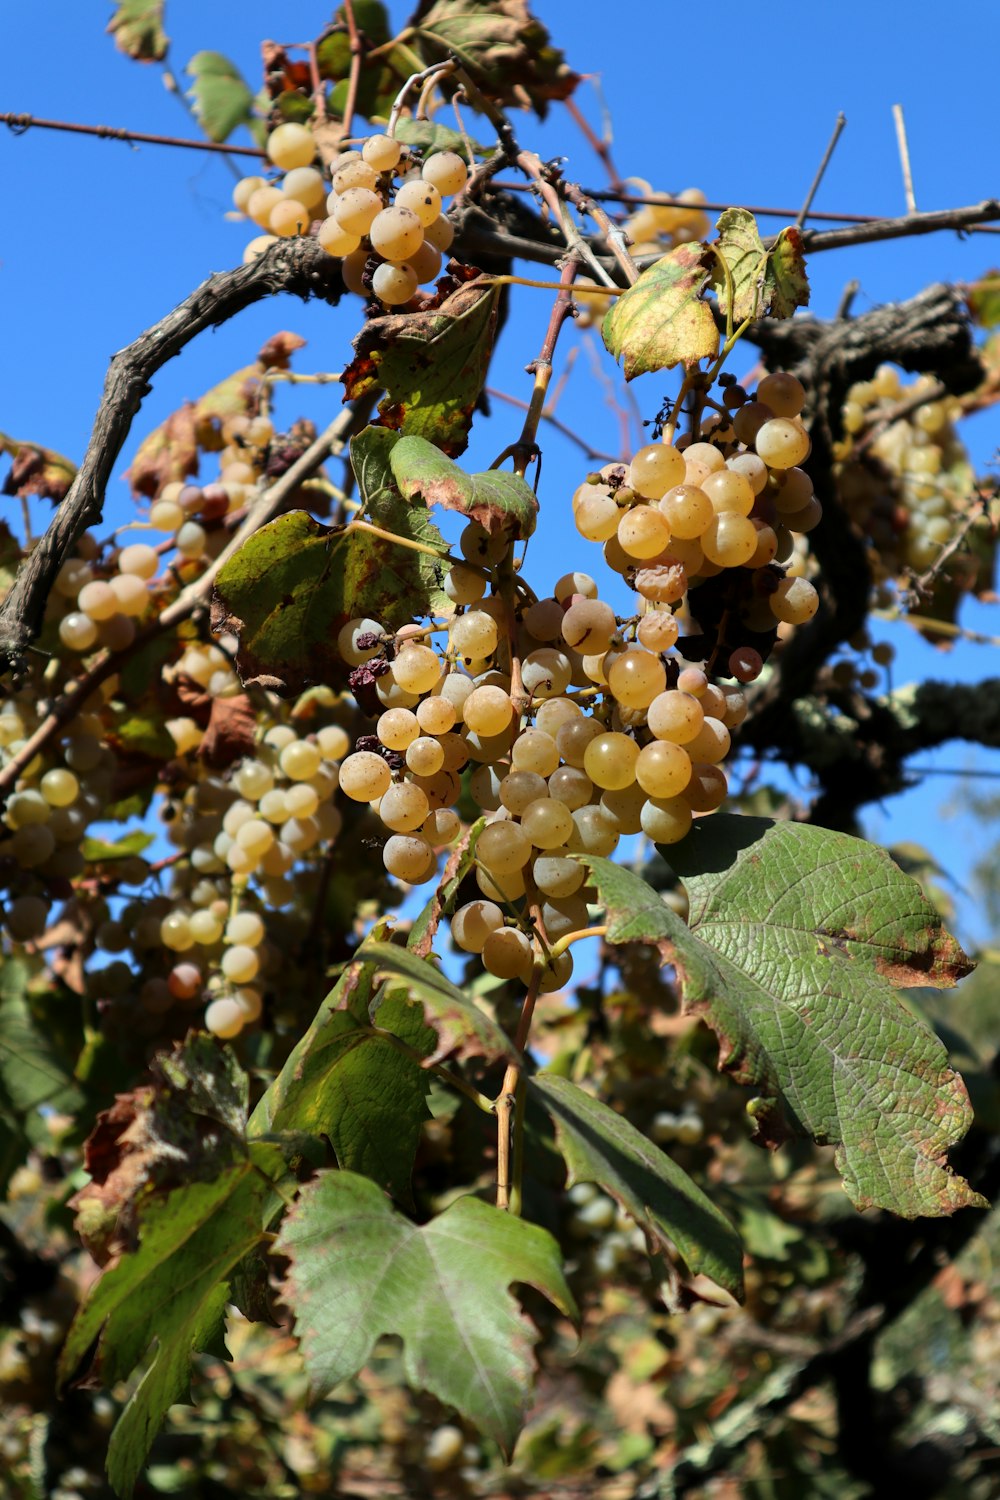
[126,402,199,498]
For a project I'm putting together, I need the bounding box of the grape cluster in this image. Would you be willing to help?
[233,122,468,306]
[328,376,818,988]
[834,366,975,580]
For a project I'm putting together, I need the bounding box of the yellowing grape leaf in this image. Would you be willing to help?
[212,430,448,691]
[967,271,1000,329]
[278,1172,576,1454]
[106,0,168,61]
[602,246,719,379]
[532,1075,743,1298]
[59,1168,269,1499]
[186,52,256,142]
[342,277,500,457]
[766,225,810,318]
[710,210,810,324]
[408,0,579,117]
[578,818,985,1218]
[390,434,537,536]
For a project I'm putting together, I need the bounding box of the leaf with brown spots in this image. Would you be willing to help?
[342,277,500,457]
[407,818,484,959]
[577,817,986,1219]
[710,210,810,324]
[390,433,537,537]
[407,0,579,118]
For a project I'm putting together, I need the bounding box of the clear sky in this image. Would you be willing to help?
[2,1,1000,945]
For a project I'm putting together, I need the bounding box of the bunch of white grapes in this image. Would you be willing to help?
[573,369,821,623]
[233,121,469,306]
[834,366,974,579]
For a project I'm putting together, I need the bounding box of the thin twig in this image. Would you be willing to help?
[338,0,364,141]
[563,95,625,194]
[0,237,346,673]
[0,111,264,156]
[892,103,917,213]
[796,111,846,228]
[387,60,455,136]
[485,386,617,462]
[562,179,640,286]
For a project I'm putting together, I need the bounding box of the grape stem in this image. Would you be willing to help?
[335,0,363,139]
[495,959,543,1213]
[374,1029,494,1114]
[387,59,456,138]
[347,518,451,560]
[516,150,618,291]
[547,924,608,961]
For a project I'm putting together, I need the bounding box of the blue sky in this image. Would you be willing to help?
[2,1,1000,945]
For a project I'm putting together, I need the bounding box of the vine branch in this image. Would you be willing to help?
[0,237,346,675]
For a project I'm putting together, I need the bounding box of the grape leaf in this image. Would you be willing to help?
[766,225,810,318]
[106,0,168,62]
[407,0,579,118]
[342,278,500,457]
[80,830,155,862]
[394,117,492,161]
[249,957,435,1205]
[126,403,199,497]
[59,1168,269,1498]
[186,52,256,143]
[407,817,485,958]
[390,434,538,537]
[278,1172,576,1454]
[709,210,810,325]
[577,818,985,1218]
[0,958,84,1128]
[967,271,1000,329]
[361,940,519,1062]
[211,485,447,692]
[602,246,719,379]
[532,1075,743,1298]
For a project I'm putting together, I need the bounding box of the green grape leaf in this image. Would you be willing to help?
[106,0,168,62]
[80,830,155,862]
[343,277,501,458]
[601,246,719,379]
[578,818,985,1218]
[532,1075,743,1298]
[394,117,492,160]
[390,433,538,537]
[0,432,77,505]
[249,957,435,1205]
[278,1172,576,1454]
[211,478,448,693]
[186,52,256,143]
[408,0,579,118]
[361,940,519,1062]
[0,959,84,1128]
[59,1168,268,1498]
